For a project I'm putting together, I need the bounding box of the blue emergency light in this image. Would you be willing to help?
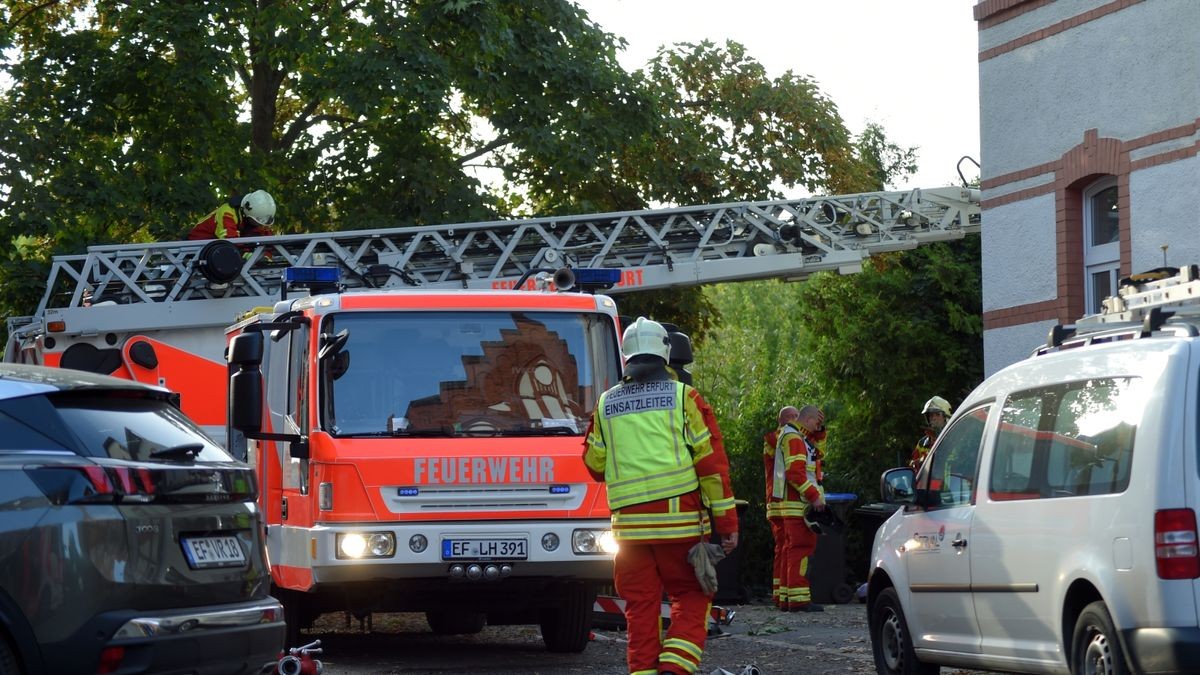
[284,266,342,285]
[398,487,420,497]
[571,268,622,287]
[281,266,343,300]
[549,484,571,494]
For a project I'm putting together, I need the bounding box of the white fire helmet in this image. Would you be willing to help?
[621,317,671,361]
[240,190,276,226]
[922,396,952,417]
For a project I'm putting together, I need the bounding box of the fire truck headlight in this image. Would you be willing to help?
[368,533,396,557]
[336,532,396,559]
[572,528,618,555]
[409,534,428,553]
[541,532,559,551]
[338,533,367,558]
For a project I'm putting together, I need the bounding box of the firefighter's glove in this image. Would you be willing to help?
[688,541,726,596]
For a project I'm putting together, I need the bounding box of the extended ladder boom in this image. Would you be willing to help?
[9,186,980,339]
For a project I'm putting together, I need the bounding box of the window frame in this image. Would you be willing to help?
[1083,176,1119,315]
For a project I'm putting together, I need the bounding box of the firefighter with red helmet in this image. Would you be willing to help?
[775,404,827,612]
[910,396,952,470]
[584,317,739,675]
[187,189,276,241]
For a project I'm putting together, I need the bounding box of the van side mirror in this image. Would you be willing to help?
[881,467,917,505]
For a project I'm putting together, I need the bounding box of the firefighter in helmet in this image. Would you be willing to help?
[775,404,827,612]
[584,317,738,675]
[910,395,952,470]
[187,189,276,241]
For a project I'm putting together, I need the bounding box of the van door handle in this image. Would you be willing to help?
[951,537,967,549]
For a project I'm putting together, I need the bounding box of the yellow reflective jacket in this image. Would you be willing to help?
[584,379,737,543]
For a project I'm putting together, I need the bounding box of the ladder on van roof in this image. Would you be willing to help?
[1042,265,1200,353]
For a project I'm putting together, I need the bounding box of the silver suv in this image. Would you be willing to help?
[0,364,283,674]
[867,266,1200,675]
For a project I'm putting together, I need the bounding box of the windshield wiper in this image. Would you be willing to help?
[335,427,454,438]
[148,443,203,462]
[490,425,580,437]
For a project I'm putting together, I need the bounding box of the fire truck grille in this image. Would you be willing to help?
[382,483,587,513]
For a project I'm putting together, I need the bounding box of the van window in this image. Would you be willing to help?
[991,377,1140,500]
[919,405,989,508]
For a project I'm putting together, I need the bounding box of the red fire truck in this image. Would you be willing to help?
[223,266,621,649]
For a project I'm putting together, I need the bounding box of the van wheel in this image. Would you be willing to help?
[539,582,594,653]
[1071,601,1130,675]
[425,611,486,635]
[870,587,938,675]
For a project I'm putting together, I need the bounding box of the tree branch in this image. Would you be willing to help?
[458,135,514,165]
[6,0,63,31]
[235,63,251,90]
[315,121,367,152]
[279,97,325,151]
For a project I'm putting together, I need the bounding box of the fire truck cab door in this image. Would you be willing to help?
[265,321,311,496]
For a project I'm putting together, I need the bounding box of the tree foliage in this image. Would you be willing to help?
[611,41,905,338]
[0,0,653,317]
[694,238,983,594]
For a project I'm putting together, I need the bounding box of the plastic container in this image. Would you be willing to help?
[809,492,857,604]
[712,499,749,603]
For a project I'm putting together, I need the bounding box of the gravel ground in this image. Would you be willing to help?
[301,600,885,674]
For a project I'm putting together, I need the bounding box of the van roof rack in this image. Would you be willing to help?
[1040,264,1200,353]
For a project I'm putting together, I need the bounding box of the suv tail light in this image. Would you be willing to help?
[1154,508,1200,579]
[26,465,254,505]
[26,466,117,505]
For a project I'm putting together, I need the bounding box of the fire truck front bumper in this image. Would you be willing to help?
[268,520,616,584]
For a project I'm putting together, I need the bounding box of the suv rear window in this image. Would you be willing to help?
[991,377,1141,500]
[45,392,231,462]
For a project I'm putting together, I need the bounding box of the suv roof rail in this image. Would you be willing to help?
[1035,318,1200,357]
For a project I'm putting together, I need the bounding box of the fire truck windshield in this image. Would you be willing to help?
[320,310,620,437]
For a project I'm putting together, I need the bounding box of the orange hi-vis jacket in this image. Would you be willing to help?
[188,202,241,240]
[763,429,781,519]
[584,379,738,544]
[773,422,824,518]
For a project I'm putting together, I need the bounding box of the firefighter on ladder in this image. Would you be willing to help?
[775,404,827,612]
[584,317,739,675]
[187,189,276,241]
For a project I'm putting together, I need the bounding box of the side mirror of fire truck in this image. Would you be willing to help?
[228,332,265,434]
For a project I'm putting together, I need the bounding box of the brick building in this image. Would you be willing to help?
[976,0,1200,373]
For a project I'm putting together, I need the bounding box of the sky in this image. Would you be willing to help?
[573,0,981,195]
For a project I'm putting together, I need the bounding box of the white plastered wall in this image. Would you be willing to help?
[1129,156,1200,272]
[983,319,1057,376]
[978,1,1200,376]
[980,1,1200,179]
[981,193,1057,313]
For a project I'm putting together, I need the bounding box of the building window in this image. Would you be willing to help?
[1083,177,1119,315]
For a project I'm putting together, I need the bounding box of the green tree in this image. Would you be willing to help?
[694,238,982,595]
[0,0,654,319]
[611,40,895,338]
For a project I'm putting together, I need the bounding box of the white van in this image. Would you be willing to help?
[867,266,1200,675]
